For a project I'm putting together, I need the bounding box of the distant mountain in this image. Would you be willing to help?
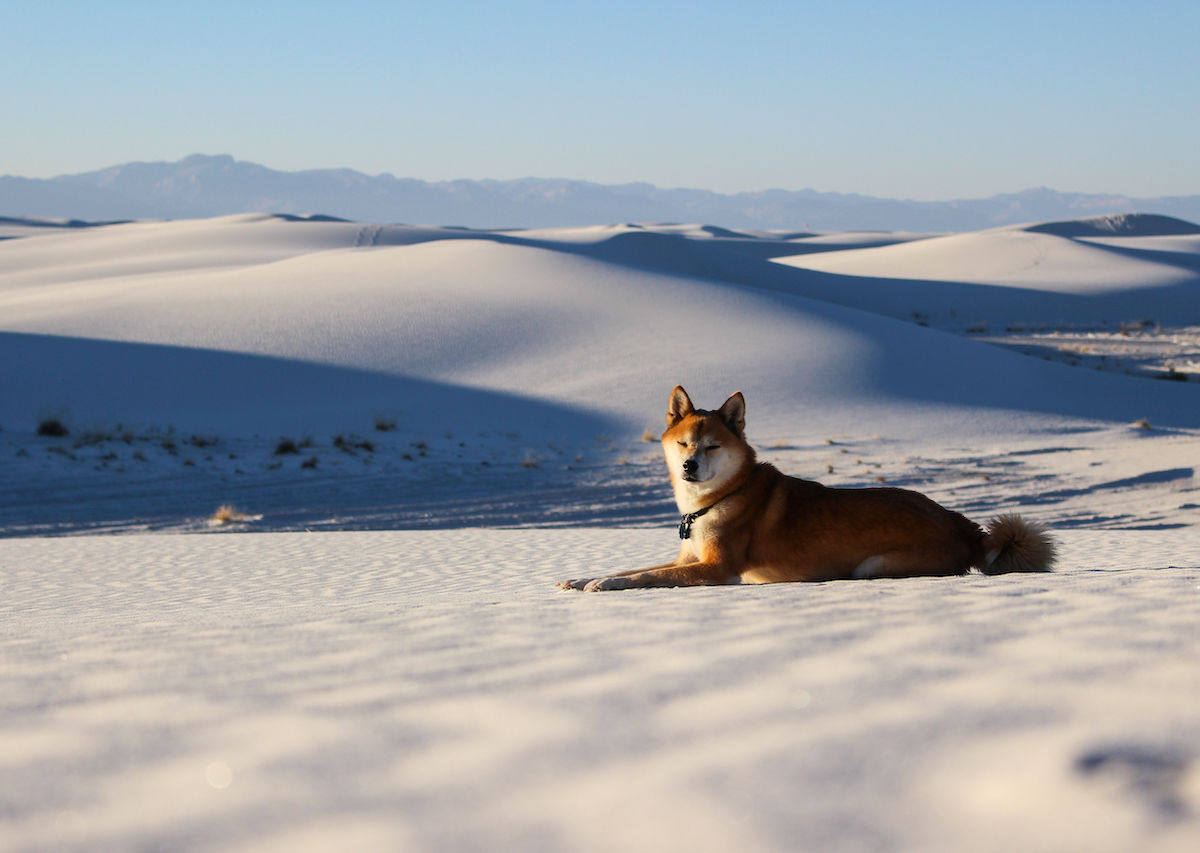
[3,154,1199,231]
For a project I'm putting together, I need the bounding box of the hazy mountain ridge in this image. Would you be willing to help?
[3,154,1198,230]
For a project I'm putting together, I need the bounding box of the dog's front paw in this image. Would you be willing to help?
[584,575,639,592]
[556,577,594,590]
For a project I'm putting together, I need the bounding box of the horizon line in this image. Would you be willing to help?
[8,153,1199,205]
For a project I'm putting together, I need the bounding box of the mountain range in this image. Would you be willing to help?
[3,154,1198,231]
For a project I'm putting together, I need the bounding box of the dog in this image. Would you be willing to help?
[558,386,1056,591]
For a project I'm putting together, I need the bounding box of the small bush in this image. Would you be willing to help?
[37,417,69,438]
[210,504,262,526]
[274,438,300,455]
[301,456,319,469]
[211,504,244,524]
[374,415,397,432]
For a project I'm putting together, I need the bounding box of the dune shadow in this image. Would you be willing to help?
[1076,238,1200,276]
[0,331,635,535]
[356,225,1200,426]
[0,331,617,438]
[374,224,1200,327]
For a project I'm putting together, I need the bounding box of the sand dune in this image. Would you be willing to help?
[773,213,1200,326]
[2,211,1199,850]
[3,213,1197,438]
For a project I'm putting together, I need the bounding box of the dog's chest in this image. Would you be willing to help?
[680,512,720,559]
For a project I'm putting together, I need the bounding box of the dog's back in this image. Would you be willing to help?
[735,467,989,582]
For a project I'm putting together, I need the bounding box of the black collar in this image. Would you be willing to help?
[678,503,714,540]
[677,486,739,539]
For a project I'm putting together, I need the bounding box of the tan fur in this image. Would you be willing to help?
[559,387,1057,591]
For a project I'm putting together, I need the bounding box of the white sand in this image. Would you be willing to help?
[2,528,1199,852]
[2,211,1199,850]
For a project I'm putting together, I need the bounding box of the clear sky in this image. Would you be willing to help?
[3,0,1198,199]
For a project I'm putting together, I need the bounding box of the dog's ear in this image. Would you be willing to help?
[667,386,694,427]
[718,391,746,437]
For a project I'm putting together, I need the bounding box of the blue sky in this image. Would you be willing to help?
[3,0,1198,199]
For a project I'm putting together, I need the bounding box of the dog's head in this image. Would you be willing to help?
[661,386,753,501]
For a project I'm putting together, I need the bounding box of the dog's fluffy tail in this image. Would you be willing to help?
[979,514,1057,574]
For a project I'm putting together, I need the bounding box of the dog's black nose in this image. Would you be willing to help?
[682,459,698,475]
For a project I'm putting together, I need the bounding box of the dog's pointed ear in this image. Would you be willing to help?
[718,391,746,437]
[667,386,694,427]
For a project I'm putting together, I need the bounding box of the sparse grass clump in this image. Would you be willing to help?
[334,435,375,454]
[74,430,113,447]
[301,456,319,469]
[373,415,397,432]
[1119,319,1157,335]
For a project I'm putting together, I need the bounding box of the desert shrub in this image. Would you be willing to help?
[37,417,69,437]
[373,415,397,432]
[301,456,319,469]
[274,438,300,455]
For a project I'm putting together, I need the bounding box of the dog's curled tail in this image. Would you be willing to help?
[980,514,1057,574]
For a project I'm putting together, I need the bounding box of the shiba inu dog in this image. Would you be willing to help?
[559,386,1056,591]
